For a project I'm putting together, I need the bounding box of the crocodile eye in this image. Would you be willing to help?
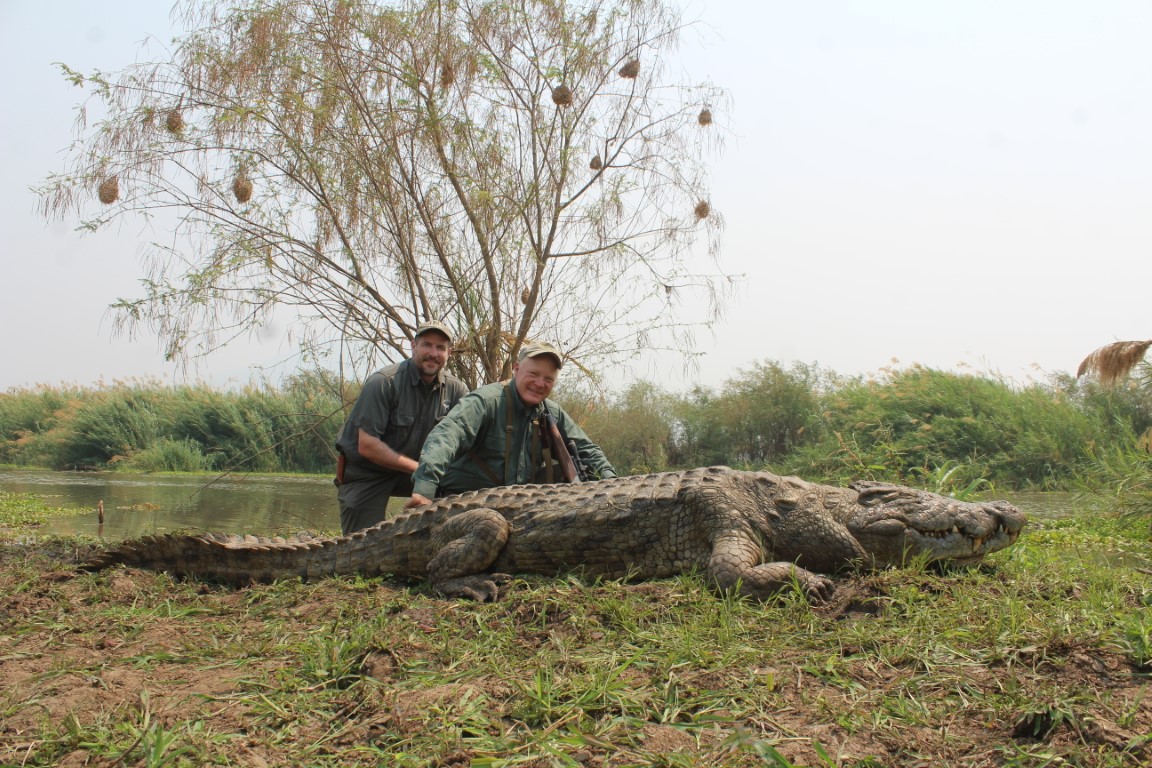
[852,482,902,507]
[774,495,798,511]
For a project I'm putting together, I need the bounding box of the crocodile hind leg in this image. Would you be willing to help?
[426,508,512,601]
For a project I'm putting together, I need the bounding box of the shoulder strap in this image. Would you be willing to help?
[503,383,515,484]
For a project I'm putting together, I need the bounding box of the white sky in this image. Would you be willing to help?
[3,0,1150,392]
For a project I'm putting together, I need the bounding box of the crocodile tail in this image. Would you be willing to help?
[79,531,377,586]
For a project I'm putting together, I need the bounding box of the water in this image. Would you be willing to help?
[0,470,1132,546]
[1,469,344,539]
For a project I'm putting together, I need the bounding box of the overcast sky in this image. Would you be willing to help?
[3,0,1150,392]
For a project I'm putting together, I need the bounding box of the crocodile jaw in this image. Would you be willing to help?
[847,490,1026,567]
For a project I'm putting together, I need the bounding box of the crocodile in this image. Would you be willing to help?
[82,467,1025,602]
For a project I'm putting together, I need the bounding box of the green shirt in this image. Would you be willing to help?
[335,358,468,485]
[412,381,616,498]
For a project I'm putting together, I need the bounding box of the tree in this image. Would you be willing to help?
[39,0,730,387]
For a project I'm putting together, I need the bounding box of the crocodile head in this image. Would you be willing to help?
[845,481,1026,566]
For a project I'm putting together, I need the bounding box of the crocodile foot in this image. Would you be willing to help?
[434,572,514,601]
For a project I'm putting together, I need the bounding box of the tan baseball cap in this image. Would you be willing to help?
[518,341,563,369]
[414,321,454,344]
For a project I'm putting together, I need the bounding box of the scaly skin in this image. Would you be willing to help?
[81,467,1026,602]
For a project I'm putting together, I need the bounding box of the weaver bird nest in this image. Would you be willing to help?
[165,108,184,134]
[694,201,711,220]
[589,154,603,170]
[97,176,120,205]
[697,107,713,126]
[551,85,573,107]
[618,59,640,79]
[233,174,253,203]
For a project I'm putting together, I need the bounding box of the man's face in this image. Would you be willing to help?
[411,332,451,380]
[513,355,559,406]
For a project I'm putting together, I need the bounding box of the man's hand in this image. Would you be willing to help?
[406,493,433,509]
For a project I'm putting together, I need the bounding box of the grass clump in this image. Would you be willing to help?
[0,489,89,534]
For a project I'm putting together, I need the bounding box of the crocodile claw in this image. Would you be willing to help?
[434,573,514,601]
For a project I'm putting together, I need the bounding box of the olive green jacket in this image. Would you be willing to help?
[412,381,616,498]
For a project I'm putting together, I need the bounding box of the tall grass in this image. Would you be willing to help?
[0,373,348,474]
[1,361,1145,490]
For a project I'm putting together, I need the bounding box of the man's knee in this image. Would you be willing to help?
[340,503,388,535]
[338,482,391,535]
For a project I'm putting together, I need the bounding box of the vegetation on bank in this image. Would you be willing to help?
[0,491,1150,766]
[4,361,1152,494]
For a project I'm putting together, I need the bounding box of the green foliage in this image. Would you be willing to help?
[0,384,77,464]
[2,359,1149,492]
[667,362,836,469]
[0,376,345,474]
[575,381,675,475]
[778,365,1108,488]
[0,490,89,531]
[123,438,214,473]
[1075,435,1152,520]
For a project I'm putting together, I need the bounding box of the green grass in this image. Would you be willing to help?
[1,494,1150,766]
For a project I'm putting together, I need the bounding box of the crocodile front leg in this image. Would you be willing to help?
[707,533,835,602]
[427,508,512,601]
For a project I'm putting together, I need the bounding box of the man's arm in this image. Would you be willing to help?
[357,429,418,474]
[409,391,489,501]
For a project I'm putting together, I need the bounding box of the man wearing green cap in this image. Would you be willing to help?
[407,341,616,506]
[335,322,469,533]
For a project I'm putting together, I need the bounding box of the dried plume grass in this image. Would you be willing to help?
[1076,340,1152,386]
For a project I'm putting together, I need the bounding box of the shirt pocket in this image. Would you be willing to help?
[382,412,415,445]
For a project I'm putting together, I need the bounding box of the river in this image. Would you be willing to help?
[0,468,1099,541]
[1,469,348,539]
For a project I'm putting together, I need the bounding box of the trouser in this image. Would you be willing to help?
[336,471,413,535]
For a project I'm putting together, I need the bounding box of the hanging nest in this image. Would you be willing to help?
[698,107,713,126]
[165,108,184,135]
[589,154,603,170]
[693,201,711,220]
[618,59,640,79]
[1076,340,1152,386]
[551,85,573,107]
[440,62,455,88]
[232,172,253,203]
[520,287,530,305]
[97,176,120,205]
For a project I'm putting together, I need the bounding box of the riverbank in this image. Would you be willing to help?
[1,497,1150,766]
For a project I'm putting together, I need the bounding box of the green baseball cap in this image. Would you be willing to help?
[518,341,563,369]
[414,321,454,344]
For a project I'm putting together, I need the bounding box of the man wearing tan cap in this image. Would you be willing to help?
[407,341,616,506]
[334,321,468,533]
